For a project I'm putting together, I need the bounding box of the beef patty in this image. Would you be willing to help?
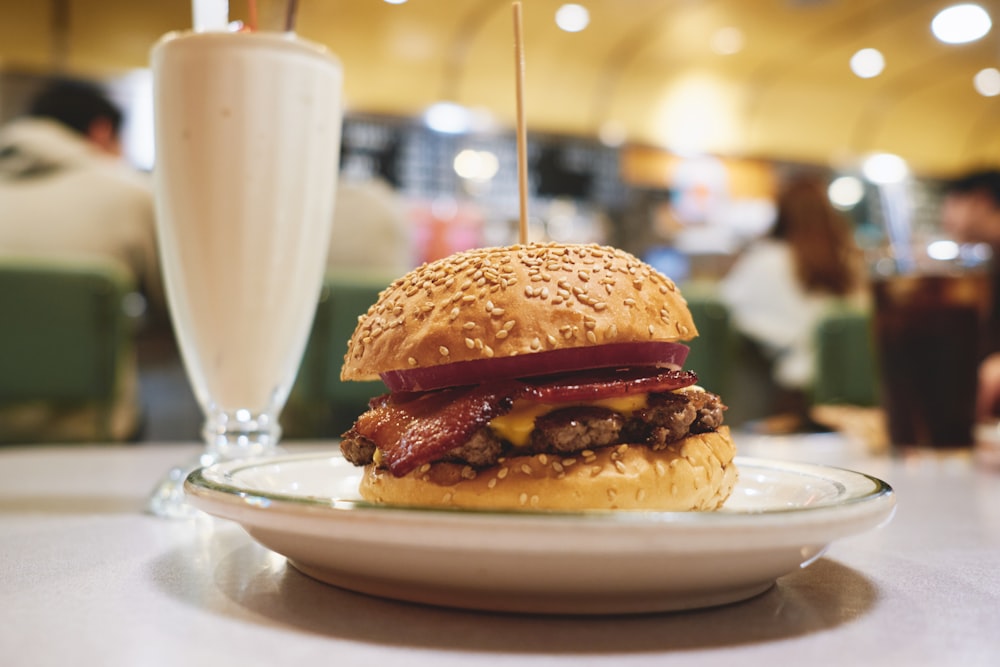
[340,389,726,470]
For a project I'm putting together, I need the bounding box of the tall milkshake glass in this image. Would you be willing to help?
[147,30,342,517]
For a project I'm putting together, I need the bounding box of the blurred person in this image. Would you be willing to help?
[326,176,413,280]
[941,169,1000,249]
[940,169,1000,418]
[719,174,868,419]
[0,78,161,442]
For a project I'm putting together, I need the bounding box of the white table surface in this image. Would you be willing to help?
[2,436,999,667]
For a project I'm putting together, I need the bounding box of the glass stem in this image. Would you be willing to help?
[202,408,282,463]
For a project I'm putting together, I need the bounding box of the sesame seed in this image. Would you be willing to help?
[463,321,477,330]
[484,345,495,357]
[442,492,454,503]
[495,330,509,339]
[586,331,597,344]
[636,489,647,502]
[465,338,476,349]
[408,357,418,366]
[594,302,607,311]
[562,458,576,466]
[519,493,528,506]
[614,460,627,474]
[461,466,477,480]
[462,295,476,303]
[487,478,498,489]
[418,464,431,473]
[439,346,450,356]
[607,488,617,500]
[491,307,505,317]
[530,495,540,507]
[497,467,509,479]
[581,449,595,457]
[655,461,667,477]
[520,464,533,475]
[624,298,636,307]
[538,454,549,465]
[552,461,564,473]
[648,324,655,335]
[578,271,590,282]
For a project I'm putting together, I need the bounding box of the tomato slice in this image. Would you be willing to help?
[379,341,690,392]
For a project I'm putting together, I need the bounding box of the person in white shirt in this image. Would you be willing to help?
[719,174,868,413]
[0,79,161,442]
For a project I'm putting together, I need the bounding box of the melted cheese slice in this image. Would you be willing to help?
[489,394,650,447]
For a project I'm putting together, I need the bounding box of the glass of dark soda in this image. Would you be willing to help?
[872,245,991,450]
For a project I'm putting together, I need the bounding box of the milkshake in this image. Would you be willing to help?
[152,31,341,451]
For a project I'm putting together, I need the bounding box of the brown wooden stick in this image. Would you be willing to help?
[513,1,529,245]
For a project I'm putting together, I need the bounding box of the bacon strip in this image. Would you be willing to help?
[354,369,698,476]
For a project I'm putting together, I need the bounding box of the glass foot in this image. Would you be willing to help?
[146,460,204,519]
[147,409,284,518]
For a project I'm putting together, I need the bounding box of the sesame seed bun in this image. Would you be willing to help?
[341,243,698,382]
[358,427,737,511]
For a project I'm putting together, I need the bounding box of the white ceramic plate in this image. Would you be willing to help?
[185,453,895,615]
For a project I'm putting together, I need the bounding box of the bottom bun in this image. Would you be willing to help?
[359,426,737,511]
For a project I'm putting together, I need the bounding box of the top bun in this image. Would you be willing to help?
[341,243,697,381]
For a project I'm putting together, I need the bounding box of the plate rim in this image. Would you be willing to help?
[184,451,895,529]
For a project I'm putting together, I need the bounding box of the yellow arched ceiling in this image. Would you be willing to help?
[1,0,998,177]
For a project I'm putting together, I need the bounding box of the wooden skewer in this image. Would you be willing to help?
[247,0,258,31]
[285,0,300,32]
[513,1,529,245]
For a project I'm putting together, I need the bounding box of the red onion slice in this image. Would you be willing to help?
[380,342,690,392]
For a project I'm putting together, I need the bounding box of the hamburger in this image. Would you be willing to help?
[338,242,737,511]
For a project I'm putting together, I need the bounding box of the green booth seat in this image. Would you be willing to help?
[812,304,879,408]
[283,271,396,439]
[0,257,138,442]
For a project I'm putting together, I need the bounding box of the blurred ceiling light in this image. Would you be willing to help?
[974,67,1000,96]
[862,153,908,184]
[850,48,885,78]
[555,4,590,33]
[928,239,961,261]
[652,74,741,155]
[931,3,992,44]
[710,27,745,55]
[453,149,500,182]
[384,0,408,5]
[598,120,627,147]
[424,102,471,134]
[828,176,865,210]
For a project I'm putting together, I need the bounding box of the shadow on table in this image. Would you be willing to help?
[152,536,880,653]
